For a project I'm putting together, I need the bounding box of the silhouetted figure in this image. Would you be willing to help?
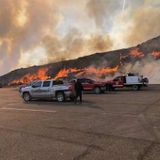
[74,79,83,104]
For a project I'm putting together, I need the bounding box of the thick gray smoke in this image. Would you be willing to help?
[42,28,113,62]
[0,0,59,74]
[126,7,160,46]
[0,0,114,75]
[86,0,121,28]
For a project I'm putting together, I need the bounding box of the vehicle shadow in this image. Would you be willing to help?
[23,99,104,110]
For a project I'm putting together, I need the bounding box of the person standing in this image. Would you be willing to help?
[74,79,83,104]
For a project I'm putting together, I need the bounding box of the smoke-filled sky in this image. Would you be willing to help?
[0,0,160,75]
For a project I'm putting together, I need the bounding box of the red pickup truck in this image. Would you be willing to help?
[78,78,106,94]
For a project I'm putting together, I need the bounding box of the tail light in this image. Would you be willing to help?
[68,85,73,91]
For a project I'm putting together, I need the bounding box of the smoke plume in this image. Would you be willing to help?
[42,28,113,62]
[126,7,160,46]
[0,0,159,77]
[86,0,121,28]
[0,0,59,74]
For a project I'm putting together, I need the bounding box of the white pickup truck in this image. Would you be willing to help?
[20,80,73,102]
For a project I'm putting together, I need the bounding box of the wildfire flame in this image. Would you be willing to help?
[7,48,160,86]
[54,68,83,80]
[54,66,119,80]
[10,66,119,85]
[10,68,50,85]
[151,51,160,59]
[129,48,144,58]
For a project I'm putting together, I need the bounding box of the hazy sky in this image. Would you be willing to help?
[0,0,160,75]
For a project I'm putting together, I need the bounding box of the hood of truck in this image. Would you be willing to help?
[21,86,32,91]
[105,79,114,84]
[94,81,106,86]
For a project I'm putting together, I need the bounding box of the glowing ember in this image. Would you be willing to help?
[10,68,50,85]
[129,48,144,58]
[151,51,160,59]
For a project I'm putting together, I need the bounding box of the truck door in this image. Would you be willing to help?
[31,81,42,97]
[113,76,124,88]
[86,79,94,90]
[78,79,86,90]
[81,79,94,91]
[39,80,51,98]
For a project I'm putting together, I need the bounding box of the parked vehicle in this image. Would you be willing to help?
[20,80,73,102]
[77,78,106,94]
[106,73,149,91]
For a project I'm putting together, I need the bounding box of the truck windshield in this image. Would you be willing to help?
[53,80,63,86]
[32,81,42,88]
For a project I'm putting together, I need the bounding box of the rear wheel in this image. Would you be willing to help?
[23,92,31,102]
[56,92,65,102]
[94,87,101,94]
[132,85,140,91]
[70,96,75,102]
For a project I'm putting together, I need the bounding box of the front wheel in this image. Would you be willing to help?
[56,92,65,102]
[94,87,101,94]
[23,92,31,102]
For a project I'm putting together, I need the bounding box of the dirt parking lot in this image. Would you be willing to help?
[0,85,160,160]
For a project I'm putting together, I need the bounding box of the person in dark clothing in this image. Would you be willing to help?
[74,79,83,104]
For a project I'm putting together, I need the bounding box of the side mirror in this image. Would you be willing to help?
[32,84,36,88]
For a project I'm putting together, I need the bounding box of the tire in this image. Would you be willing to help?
[56,92,65,102]
[106,84,112,91]
[23,92,31,102]
[70,96,75,102]
[101,90,105,94]
[94,87,101,94]
[132,85,140,91]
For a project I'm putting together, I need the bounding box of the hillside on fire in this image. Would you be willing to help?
[0,35,160,86]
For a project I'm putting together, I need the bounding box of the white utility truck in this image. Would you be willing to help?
[106,73,149,91]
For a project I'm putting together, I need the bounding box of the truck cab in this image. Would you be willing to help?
[112,76,125,88]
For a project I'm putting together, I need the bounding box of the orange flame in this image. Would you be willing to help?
[10,68,50,85]
[54,68,82,79]
[54,66,119,79]
[151,51,160,59]
[129,48,144,58]
[9,65,119,85]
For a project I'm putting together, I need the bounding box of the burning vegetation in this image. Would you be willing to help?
[10,66,119,85]
[129,48,144,58]
[54,66,119,80]
[151,51,160,59]
[2,36,160,86]
[10,68,50,85]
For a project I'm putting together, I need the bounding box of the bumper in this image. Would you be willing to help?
[64,90,73,98]
[100,86,106,91]
[20,92,23,97]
